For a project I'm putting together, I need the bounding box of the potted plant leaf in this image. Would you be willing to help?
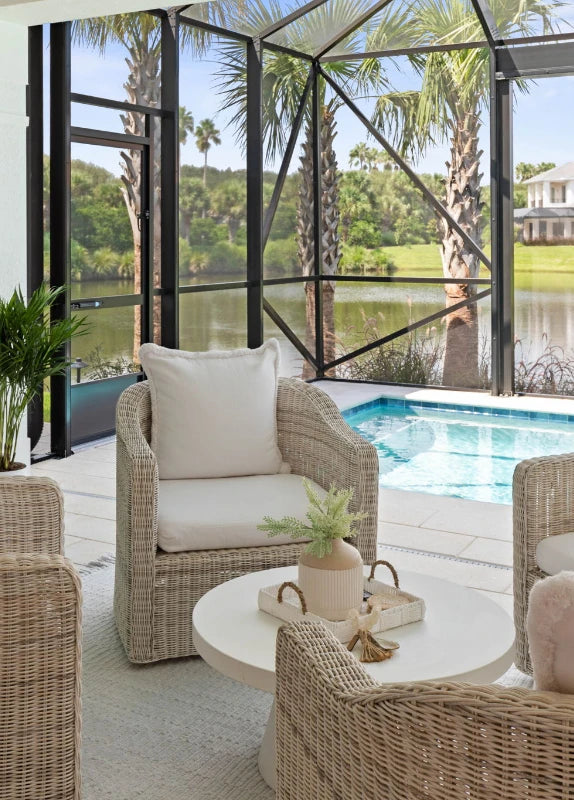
[258,480,367,621]
[0,285,86,472]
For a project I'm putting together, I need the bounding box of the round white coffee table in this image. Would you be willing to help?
[193,565,515,789]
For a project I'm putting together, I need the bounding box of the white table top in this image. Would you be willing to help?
[192,566,515,693]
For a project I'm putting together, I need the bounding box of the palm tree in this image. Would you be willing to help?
[374,149,399,172]
[211,180,247,243]
[370,0,559,387]
[179,105,195,145]
[215,0,388,376]
[179,176,209,240]
[349,142,370,171]
[194,118,221,187]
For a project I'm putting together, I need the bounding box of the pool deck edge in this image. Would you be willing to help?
[315,379,574,416]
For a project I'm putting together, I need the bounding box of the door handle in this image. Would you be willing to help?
[137,209,150,231]
[71,300,103,310]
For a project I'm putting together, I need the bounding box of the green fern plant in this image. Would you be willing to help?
[0,285,86,470]
[258,480,367,558]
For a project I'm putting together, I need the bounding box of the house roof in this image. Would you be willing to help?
[520,207,574,219]
[524,162,574,184]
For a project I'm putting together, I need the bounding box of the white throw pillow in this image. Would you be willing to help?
[139,340,284,479]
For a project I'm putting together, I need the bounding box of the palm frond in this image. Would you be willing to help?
[213,0,390,163]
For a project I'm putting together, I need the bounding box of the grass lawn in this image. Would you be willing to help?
[514,244,574,274]
[373,243,574,283]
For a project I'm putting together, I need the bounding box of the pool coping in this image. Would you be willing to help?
[315,379,574,418]
[342,395,574,424]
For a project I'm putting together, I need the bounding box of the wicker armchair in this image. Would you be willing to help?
[276,620,574,800]
[114,377,379,664]
[0,477,82,800]
[513,453,574,674]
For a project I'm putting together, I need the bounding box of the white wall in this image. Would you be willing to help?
[0,0,202,25]
[0,20,28,463]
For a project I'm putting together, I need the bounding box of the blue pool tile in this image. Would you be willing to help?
[346,395,574,505]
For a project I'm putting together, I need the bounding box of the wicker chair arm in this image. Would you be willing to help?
[513,452,574,543]
[513,453,574,673]
[115,381,156,462]
[116,379,158,540]
[0,553,82,798]
[0,476,64,555]
[276,621,574,800]
[276,620,377,695]
[115,382,159,661]
[276,378,379,563]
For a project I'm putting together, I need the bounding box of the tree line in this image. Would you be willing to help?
[43,150,450,283]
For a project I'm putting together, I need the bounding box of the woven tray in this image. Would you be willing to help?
[258,560,425,644]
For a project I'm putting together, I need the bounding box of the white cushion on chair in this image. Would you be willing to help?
[139,340,284,480]
[536,533,574,576]
[157,474,323,552]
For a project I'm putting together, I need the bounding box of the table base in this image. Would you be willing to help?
[258,700,276,790]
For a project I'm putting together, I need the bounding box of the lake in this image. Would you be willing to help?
[70,255,574,386]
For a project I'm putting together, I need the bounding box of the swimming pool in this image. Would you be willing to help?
[343,399,574,504]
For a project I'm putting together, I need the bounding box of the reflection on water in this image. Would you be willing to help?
[347,404,574,504]
[70,269,574,387]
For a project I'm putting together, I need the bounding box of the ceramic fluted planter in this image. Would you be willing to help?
[297,538,364,621]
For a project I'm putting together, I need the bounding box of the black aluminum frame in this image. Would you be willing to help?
[27,25,44,451]
[50,22,72,457]
[44,15,177,452]
[36,1,574,452]
[173,4,574,395]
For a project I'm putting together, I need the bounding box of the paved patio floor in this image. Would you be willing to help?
[31,379,515,618]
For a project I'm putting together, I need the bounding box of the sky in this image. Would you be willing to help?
[44,29,574,185]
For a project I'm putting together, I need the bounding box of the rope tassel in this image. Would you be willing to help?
[346,605,396,663]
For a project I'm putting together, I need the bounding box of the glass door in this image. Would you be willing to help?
[68,132,152,444]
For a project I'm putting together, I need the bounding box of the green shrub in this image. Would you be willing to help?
[267,202,297,241]
[207,242,246,274]
[179,238,193,275]
[189,218,227,246]
[118,252,134,278]
[340,245,396,275]
[368,249,396,275]
[515,333,574,394]
[235,226,247,247]
[337,312,444,385]
[91,247,121,278]
[380,231,396,247]
[340,245,368,273]
[264,238,298,275]
[347,220,381,248]
[70,239,89,281]
[188,247,210,274]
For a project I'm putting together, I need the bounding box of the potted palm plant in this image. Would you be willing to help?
[259,481,367,620]
[0,285,86,473]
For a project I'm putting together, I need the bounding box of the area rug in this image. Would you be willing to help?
[79,557,531,800]
[79,558,274,800]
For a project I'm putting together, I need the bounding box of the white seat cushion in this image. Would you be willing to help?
[157,474,325,553]
[139,339,284,480]
[536,533,574,576]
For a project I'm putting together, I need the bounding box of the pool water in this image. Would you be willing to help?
[343,399,574,504]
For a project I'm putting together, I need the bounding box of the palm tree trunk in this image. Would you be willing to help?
[203,151,208,188]
[297,107,341,379]
[440,108,483,388]
[120,45,161,361]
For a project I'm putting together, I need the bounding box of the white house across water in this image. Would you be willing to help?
[515,162,574,242]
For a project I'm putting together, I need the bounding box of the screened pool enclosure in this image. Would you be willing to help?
[28,0,574,453]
